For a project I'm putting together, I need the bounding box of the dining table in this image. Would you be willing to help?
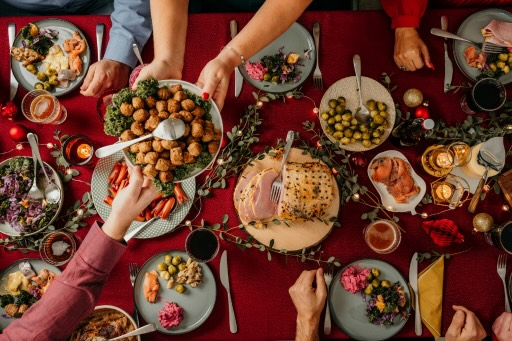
[1,6,512,341]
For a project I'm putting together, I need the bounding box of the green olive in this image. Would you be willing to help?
[373,115,384,125]
[340,137,350,145]
[366,99,376,111]
[168,264,178,275]
[34,82,44,90]
[332,131,343,140]
[157,262,168,271]
[334,114,343,122]
[263,73,271,81]
[362,132,371,140]
[271,75,279,82]
[342,113,352,121]
[328,108,336,116]
[178,263,187,271]
[36,71,47,82]
[171,256,182,266]
[160,270,170,280]
[353,131,362,140]
[164,255,172,264]
[337,96,346,106]
[359,125,368,132]
[371,137,381,145]
[334,123,344,131]
[349,125,358,131]
[328,99,338,109]
[175,284,186,294]
[379,111,388,119]
[48,75,58,86]
[344,129,353,138]
[361,139,372,148]
[335,105,344,114]
[370,110,379,118]
[327,118,336,125]
[342,121,351,128]
[364,284,374,295]
[321,112,330,121]
[371,268,380,278]
[381,280,392,288]
[377,102,387,111]
[325,126,334,135]
[350,118,358,126]
[43,82,52,91]
[371,279,380,288]
[26,64,37,74]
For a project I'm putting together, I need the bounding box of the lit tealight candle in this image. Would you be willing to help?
[435,152,453,169]
[76,143,92,159]
[435,184,453,201]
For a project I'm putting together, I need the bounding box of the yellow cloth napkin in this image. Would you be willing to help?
[414,255,445,339]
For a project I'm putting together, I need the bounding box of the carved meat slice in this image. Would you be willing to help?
[143,270,159,303]
[370,157,394,184]
[238,174,259,223]
[250,168,278,221]
[233,171,258,212]
[371,156,419,203]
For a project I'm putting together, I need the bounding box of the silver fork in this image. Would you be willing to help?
[312,22,323,90]
[128,263,141,326]
[270,131,295,202]
[497,254,511,313]
[431,28,509,54]
[482,42,509,54]
[323,269,333,335]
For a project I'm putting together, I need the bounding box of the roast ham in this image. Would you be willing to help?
[370,157,420,203]
[482,20,512,47]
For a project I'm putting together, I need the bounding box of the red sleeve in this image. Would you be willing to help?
[0,222,127,341]
[380,0,428,29]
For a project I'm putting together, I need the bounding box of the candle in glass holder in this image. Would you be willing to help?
[434,150,454,169]
[435,183,454,201]
[63,134,94,165]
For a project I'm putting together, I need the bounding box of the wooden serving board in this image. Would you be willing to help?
[234,148,340,252]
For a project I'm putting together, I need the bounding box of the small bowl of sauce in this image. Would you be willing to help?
[39,231,77,266]
[363,219,401,254]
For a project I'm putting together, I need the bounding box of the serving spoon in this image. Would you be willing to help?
[132,43,144,65]
[353,55,370,125]
[27,133,61,204]
[95,117,186,158]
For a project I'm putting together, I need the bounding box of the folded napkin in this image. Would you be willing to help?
[482,20,512,47]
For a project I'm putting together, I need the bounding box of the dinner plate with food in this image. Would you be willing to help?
[319,76,395,151]
[0,259,61,330]
[329,259,410,341]
[238,22,316,94]
[133,250,216,335]
[10,19,90,96]
[0,156,64,237]
[91,151,195,239]
[234,147,340,251]
[368,150,426,215]
[454,8,512,83]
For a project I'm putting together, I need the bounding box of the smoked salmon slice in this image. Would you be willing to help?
[143,270,160,303]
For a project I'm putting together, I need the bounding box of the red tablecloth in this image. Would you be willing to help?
[1,8,511,341]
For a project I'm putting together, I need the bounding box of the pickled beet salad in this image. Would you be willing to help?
[245,46,302,83]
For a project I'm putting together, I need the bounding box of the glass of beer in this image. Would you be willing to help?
[21,90,67,125]
[363,219,401,254]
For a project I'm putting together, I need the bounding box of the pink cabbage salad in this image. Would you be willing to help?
[245,46,303,83]
[158,301,184,328]
[340,265,370,294]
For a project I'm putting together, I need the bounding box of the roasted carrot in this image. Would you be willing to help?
[108,187,118,198]
[114,164,128,185]
[108,162,122,183]
[104,195,114,206]
[159,197,176,220]
[144,207,152,221]
[174,183,188,205]
[151,199,166,216]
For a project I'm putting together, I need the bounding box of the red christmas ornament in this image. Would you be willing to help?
[1,101,18,120]
[9,124,30,142]
[349,152,368,168]
[128,64,147,88]
[422,219,464,246]
[414,101,430,119]
[220,136,228,149]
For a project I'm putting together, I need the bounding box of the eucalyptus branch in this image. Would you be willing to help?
[418,248,472,263]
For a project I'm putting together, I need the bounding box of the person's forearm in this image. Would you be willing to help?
[295,316,320,341]
[380,0,427,29]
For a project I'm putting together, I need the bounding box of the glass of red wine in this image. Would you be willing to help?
[460,78,506,114]
[185,228,220,263]
[485,221,512,255]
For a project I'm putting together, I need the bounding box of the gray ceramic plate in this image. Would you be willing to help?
[0,258,61,330]
[329,259,411,341]
[133,250,216,334]
[238,22,316,94]
[10,18,91,96]
[91,151,195,239]
[454,9,512,84]
[0,157,64,236]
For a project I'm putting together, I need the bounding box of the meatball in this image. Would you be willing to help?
[138,141,152,153]
[173,90,187,102]
[188,142,202,157]
[152,140,164,152]
[191,121,204,138]
[133,109,150,122]
[181,99,195,111]
[179,110,194,123]
[144,152,159,165]
[157,87,171,100]
[183,124,191,137]
[160,150,170,159]
[202,128,214,142]
[161,140,179,150]
[169,84,183,94]
[120,102,134,116]
[143,164,158,179]
[192,106,205,119]
[214,128,222,141]
[186,136,200,145]
[170,112,183,120]
[183,151,196,164]
[131,121,145,136]
[156,100,167,112]
[145,96,156,108]
[159,171,173,183]
[167,99,181,113]
[145,115,161,131]
[158,110,170,119]
[132,96,144,109]
[129,143,139,153]
[204,120,214,130]
[178,141,187,150]
[170,147,184,166]
[135,152,145,164]
[149,108,158,116]
[208,141,220,154]
[156,158,172,171]
[120,129,136,141]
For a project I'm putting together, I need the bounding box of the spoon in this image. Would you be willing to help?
[353,55,370,125]
[95,117,186,158]
[27,133,61,204]
[132,43,144,65]
[27,134,44,201]
[88,323,157,341]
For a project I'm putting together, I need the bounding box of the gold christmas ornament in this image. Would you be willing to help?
[403,88,424,108]
[472,213,494,233]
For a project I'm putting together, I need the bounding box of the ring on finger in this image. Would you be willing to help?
[400,66,407,71]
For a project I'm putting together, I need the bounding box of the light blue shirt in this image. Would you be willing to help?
[1,0,152,68]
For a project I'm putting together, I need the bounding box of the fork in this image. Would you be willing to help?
[312,22,323,90]
[482,42,510,54]
[128,263,141,326]
[270,131,295,202]
[430,28,509,54]
[323,269,333,335]
[497,254,511,313]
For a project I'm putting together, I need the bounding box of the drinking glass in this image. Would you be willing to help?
[185,228,220,263]
[460,78,506,114]
[485,221,512,255]
[363,219,401,254]
[431,174,470,209]
[21,90,67,124]
[62,134,95,166]
[39,231,77,266]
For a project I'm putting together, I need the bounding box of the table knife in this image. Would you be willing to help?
[96,23,105,61]
[8,23,18,101]
[230,20,243,97]
[409,252,422,336]
[441,16,453,93]
[220,250,238,333]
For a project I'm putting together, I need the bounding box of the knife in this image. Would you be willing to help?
[230,20,243,97]
[8,23,18,101]
[409,252,422,336]
[441,16,453,93]
[220,250,238,333]
[96,23,105,61]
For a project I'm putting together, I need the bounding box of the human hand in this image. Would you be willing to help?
[103,166,157,240]
[131,58,183,90]
[493,312,512,341]
[394,27,433,72]
[445,305,487,341]
[80,59,130,97]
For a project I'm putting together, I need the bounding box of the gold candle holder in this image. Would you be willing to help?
[431,174,470,209]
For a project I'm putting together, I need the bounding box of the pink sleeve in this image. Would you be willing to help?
[0,222,126,341]
[380,0,428,29]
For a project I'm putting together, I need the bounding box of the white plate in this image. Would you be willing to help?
[0,258,61,330]
[91,151,195,239]
[367,150,426,215]
[10,18,90,96]
[134,250,216,335]
[0,156,64,236]
[319,76,396,152]
[454,8,512,83]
